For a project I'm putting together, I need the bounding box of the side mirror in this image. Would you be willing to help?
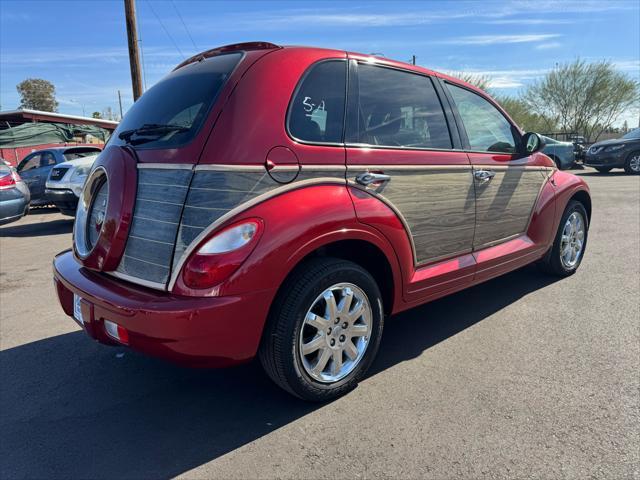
[522,132,545,154]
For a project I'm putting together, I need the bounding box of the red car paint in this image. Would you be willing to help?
[53,43,590,368]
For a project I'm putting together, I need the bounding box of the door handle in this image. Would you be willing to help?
[356,172,391,186]
[474,170,495,183]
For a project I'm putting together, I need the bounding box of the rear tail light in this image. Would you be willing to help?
[0,170,20,190]
[104,319,129,344]
[182,218,263,290]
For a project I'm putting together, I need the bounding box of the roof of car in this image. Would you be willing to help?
[176,42,482,93]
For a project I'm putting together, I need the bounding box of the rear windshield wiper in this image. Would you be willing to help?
[118,123,190,144]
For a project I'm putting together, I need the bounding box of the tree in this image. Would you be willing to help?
[92,111,102,119]
[16,78,58,112]
[452,72,492,92]
[523,59,639,141]
[494,95,557,133]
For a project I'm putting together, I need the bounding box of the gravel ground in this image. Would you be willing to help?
[1,170,638,479]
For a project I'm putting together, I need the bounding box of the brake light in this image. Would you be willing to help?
[0,170,19,190]
[182,218,263,289]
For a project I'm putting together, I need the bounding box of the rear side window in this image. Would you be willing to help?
[446,83,517,153]
[63,147,101,161]
[18,153,41,172]
[288,61,346,144]
[112,52,243,149]
[352,64,452,149]
[41,152,57,167]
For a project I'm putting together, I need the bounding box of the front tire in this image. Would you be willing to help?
[538,200,589,276]
[624,151,640,174]
[259,257,384,401]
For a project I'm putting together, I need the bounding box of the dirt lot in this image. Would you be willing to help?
[1,171,638,479]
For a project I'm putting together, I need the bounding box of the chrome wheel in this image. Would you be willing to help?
[560,211,585,269]
[629,154,640,172]
[298,282,372,383]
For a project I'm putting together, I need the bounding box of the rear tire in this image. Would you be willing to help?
[595,167,611,173]
[259,257,384,401]
[624,151,640,174]
[538,200,589,276]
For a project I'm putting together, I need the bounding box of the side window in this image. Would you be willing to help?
[41,152,57,167]
[288,60,346,144]
[447,83,517,153]
[18,153,41,172]
[354,64,452,149]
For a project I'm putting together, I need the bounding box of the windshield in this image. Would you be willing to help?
[112,52,243,149]
[622,128,640,140]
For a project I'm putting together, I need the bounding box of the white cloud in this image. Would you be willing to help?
[535,42,563,50]
[485,18,573,25]
[440,34,562,46]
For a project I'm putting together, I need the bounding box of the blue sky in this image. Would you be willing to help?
[1,0,638,125]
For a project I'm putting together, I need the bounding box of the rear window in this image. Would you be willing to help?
[63,147,101,161]
[112,52,243,149]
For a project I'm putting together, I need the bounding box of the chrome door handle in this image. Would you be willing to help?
[356,172,391,186]
[474,170,495,183]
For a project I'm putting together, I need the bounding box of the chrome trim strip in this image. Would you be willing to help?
[347,164,471,171]
[137,163,194,170]
[414,248,473,269]
[474,232,523,250]
[108,271,167,290]
[167,177,347,290]
[194,164,265,172]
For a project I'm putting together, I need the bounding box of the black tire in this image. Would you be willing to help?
[259,257,384,402]
[538,200,589,276]
[624,151,640,175]
[549,155,563,170]
[595,167,611,173]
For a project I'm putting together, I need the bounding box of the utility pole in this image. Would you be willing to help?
[411,55,416,65]
[117,90,124,119]
[124,0,143,101]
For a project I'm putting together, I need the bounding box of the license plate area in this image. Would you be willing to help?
[73,293,84,326]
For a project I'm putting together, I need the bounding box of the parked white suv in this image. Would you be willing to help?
[45,153,100,216]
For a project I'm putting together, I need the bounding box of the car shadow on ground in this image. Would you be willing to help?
[0,266,559,479]
[0,216,73,237]
[574,170,630,177]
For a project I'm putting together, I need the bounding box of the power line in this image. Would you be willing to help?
[145,0,185,58]
[171,0,198,51]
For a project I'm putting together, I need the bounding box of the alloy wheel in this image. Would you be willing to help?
[560,211,585,269]
[629,154,640,173]
[298,283,372,383]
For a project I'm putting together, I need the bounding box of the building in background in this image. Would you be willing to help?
[0,109,118,166]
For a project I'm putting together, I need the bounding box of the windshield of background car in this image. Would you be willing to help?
[622,128,640,140]
[111,52,243,149]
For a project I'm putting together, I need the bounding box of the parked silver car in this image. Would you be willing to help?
[45,153,99,216]
[0,164,30,226]
[541,136,575,170]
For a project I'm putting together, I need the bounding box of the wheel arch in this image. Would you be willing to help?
[570,189,592,222]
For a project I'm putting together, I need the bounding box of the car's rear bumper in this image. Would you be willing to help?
[0,189,29,225]
[53,250,274,367]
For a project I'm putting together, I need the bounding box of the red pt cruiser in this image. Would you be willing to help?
[53,42,591,401]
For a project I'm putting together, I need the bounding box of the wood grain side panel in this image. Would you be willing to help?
[473,168,547,248]
[349,167,475,264]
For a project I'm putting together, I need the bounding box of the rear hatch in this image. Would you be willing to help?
[103,45,278,289]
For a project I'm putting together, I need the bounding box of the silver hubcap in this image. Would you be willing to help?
[630,155,640,172]
[560,211,585,269]
[298,283,372,383]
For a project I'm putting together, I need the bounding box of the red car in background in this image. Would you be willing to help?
[53,42,591,401]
